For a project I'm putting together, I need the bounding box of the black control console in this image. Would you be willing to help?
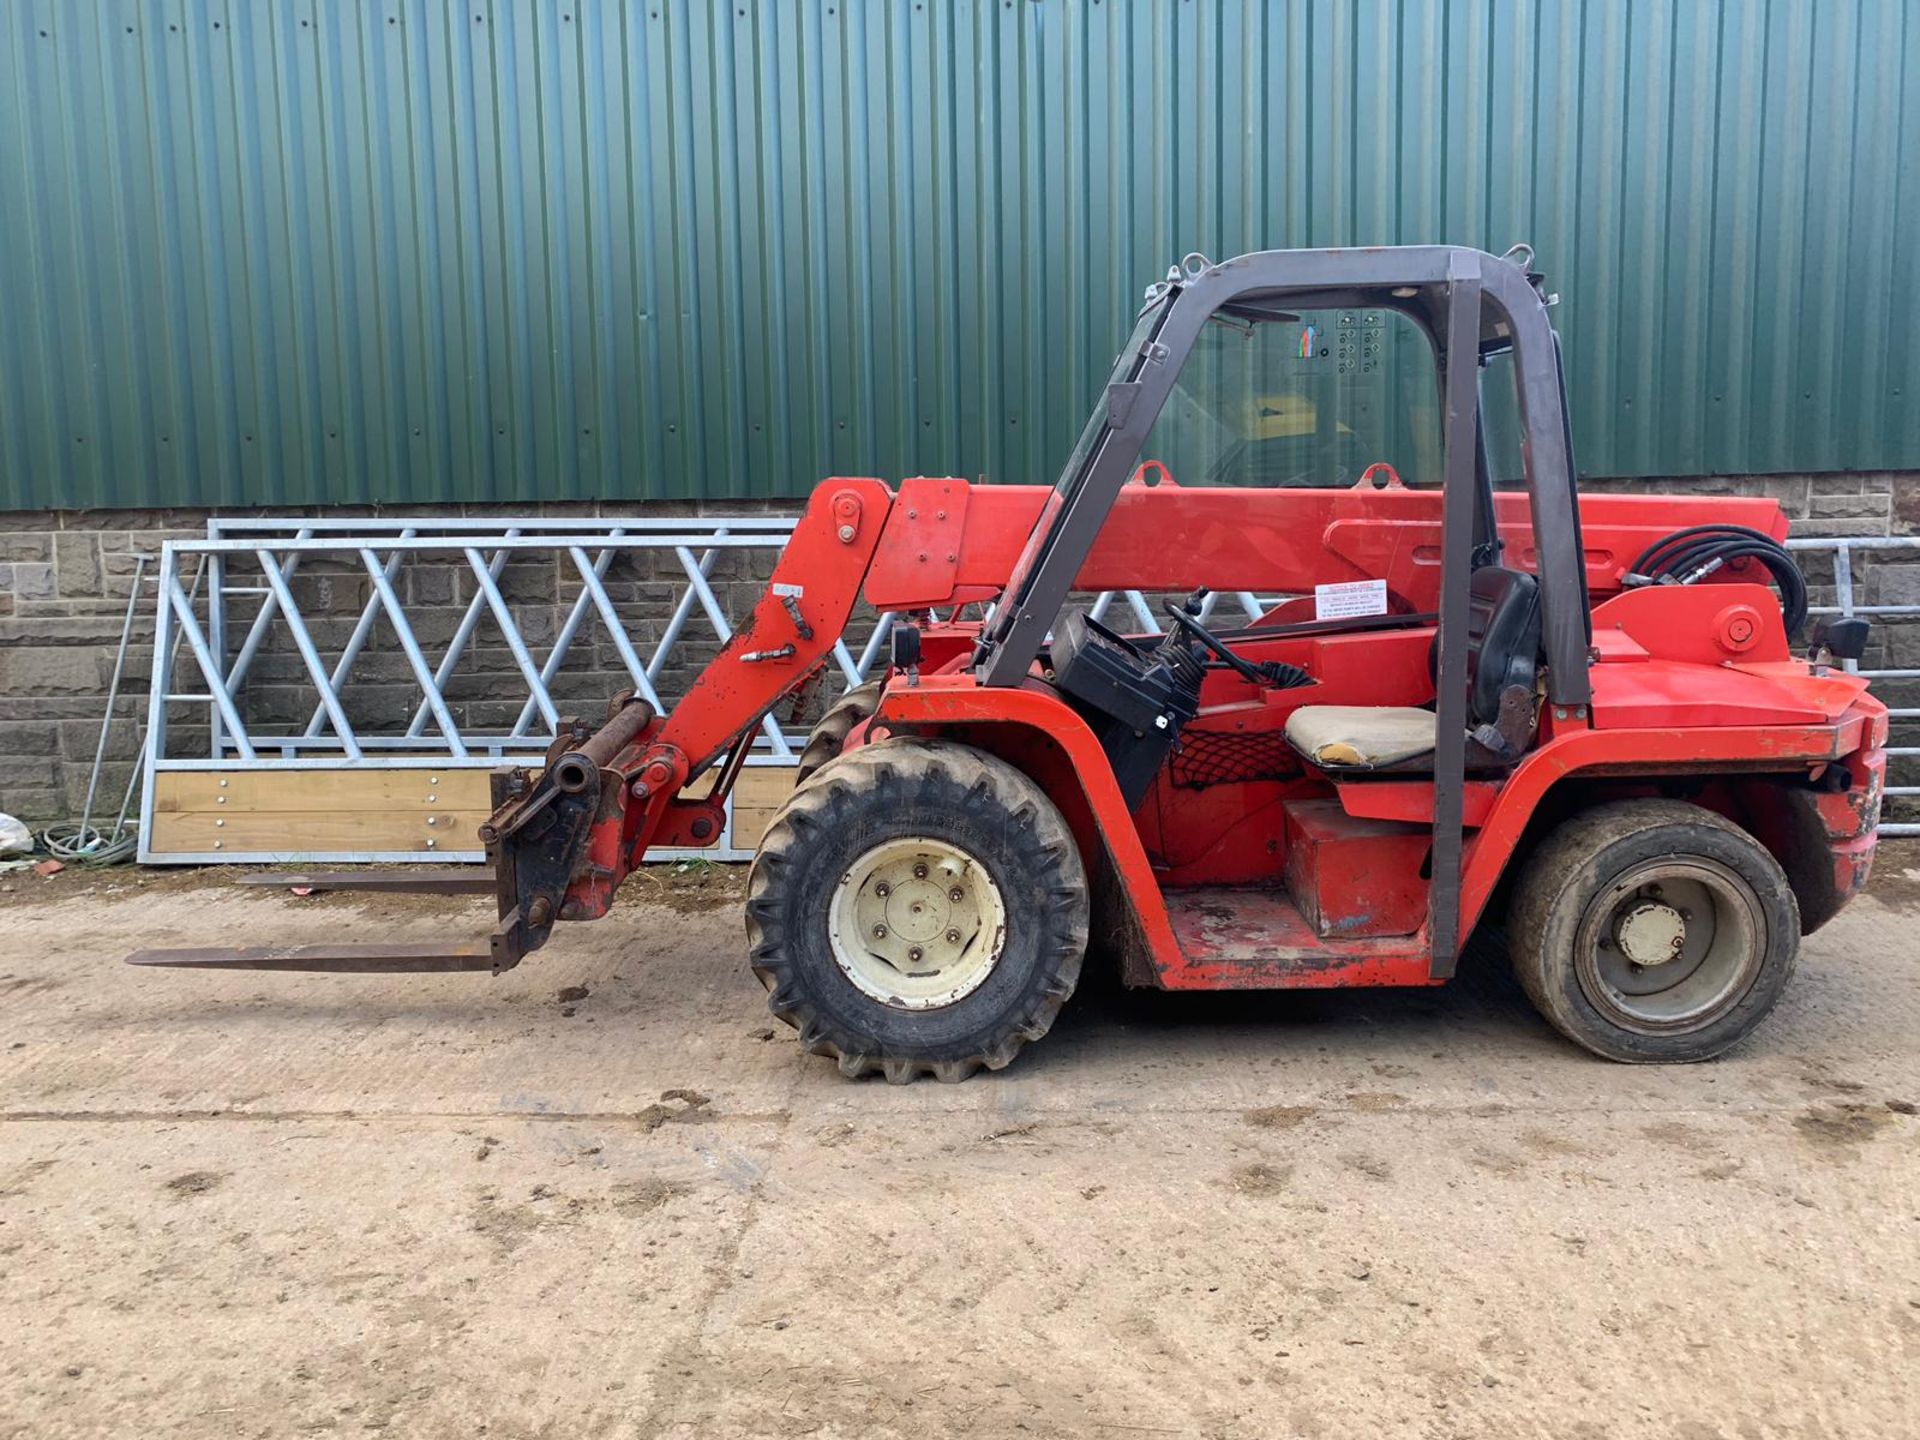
[1046,609,1205,808]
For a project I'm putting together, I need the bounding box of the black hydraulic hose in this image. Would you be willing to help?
[1629,524,1809,638]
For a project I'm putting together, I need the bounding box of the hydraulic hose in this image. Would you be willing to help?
[1629,524,1809,639]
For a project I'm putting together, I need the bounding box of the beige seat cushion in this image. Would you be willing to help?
[1284,705,1436,769]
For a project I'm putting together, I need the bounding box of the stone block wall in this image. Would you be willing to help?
[1,473,1916,831]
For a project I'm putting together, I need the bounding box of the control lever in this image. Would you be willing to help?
[1161,598,1266,687]
[1160,598,1314,692]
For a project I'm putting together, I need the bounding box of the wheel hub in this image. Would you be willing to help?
[1576,860,1765,1032]
[828,838,1007,1009]
[1613,901,1687,966]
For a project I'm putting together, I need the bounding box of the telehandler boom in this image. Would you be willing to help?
[132,247,1885,1082]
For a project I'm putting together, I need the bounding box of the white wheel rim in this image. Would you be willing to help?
[827,837,1008,1010]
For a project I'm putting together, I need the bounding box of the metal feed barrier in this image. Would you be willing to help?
[138,514,1276,864]
[141,517,842,863]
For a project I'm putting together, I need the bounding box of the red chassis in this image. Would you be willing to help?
[552,475,1886,993]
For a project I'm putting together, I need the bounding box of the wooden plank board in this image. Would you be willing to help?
[153,769,492,813]
[147,769,494,856]
[732,768,798,807]
[147,810,491,855]
[147,764,800,858]
[728,766,796,850]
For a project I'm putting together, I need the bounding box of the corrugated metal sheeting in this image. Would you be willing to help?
[1,0,1916,511]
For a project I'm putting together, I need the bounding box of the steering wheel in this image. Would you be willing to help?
[1161,599,1266,686]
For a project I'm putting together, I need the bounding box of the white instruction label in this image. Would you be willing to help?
[1314,579,1388,620]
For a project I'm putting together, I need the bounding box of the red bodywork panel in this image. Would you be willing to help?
[1281,800,1431,938]
[568,475,1882,994]
[863,476,1789,611]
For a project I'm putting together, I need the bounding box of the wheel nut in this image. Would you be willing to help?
[948,887,964,903]
[945,929,961,945]
[913,863,928,879]
[874,882,891,897]
[872,924,888,939]
[908,947,924,963]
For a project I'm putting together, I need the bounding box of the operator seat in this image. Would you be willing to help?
[1284,566,1543,773]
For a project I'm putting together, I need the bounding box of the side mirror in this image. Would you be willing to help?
[1811,617,1870,663]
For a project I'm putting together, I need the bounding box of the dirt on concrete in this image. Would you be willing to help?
[2,848,1919,1438]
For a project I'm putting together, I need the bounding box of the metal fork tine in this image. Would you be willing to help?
[126,943,498,973]
[234,869,497,895]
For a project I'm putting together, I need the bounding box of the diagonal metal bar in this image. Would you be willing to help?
[508,531,629,736]
[222,534,310,683]
[567,543,653,687]
[220,526,314,741]
[852,613,897,680]
[257,550,362,760]
[646,537,725,682]
[208,551,226,759]
[464,546,560,732]
[360,547,467,757]
[1123,590,1164,633]
[509,532,655,738]
[305,529,419,737]
[407,531,521,737]
[164,567,257,760]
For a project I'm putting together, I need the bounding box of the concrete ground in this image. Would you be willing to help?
[2,853,1917,1440]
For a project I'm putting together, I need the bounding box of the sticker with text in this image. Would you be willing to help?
[1313,579,1388,621]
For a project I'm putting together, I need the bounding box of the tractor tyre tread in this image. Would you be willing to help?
[1508,798,1798,1064]
[792,680,883,788]
[746,738,1089,1083]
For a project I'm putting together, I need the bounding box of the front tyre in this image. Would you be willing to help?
[746,739,1089,1083]
[792,680,882,787]
[1509,799,1800,1063]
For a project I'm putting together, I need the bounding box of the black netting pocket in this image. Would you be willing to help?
[1168,729,1300,789]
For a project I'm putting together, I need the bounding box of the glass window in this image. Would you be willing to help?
[1136,306,1443,488]
[1479,347,1528,490]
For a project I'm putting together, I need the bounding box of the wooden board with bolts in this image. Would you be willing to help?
[145,764,801,861]
[146,769,496,858]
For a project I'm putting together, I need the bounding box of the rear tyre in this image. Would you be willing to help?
[746,739,1089,1083]
[793,681,882,787]
[1509,799,1799,1063]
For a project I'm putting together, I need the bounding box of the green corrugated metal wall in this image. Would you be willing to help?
[1,0,1915,511]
